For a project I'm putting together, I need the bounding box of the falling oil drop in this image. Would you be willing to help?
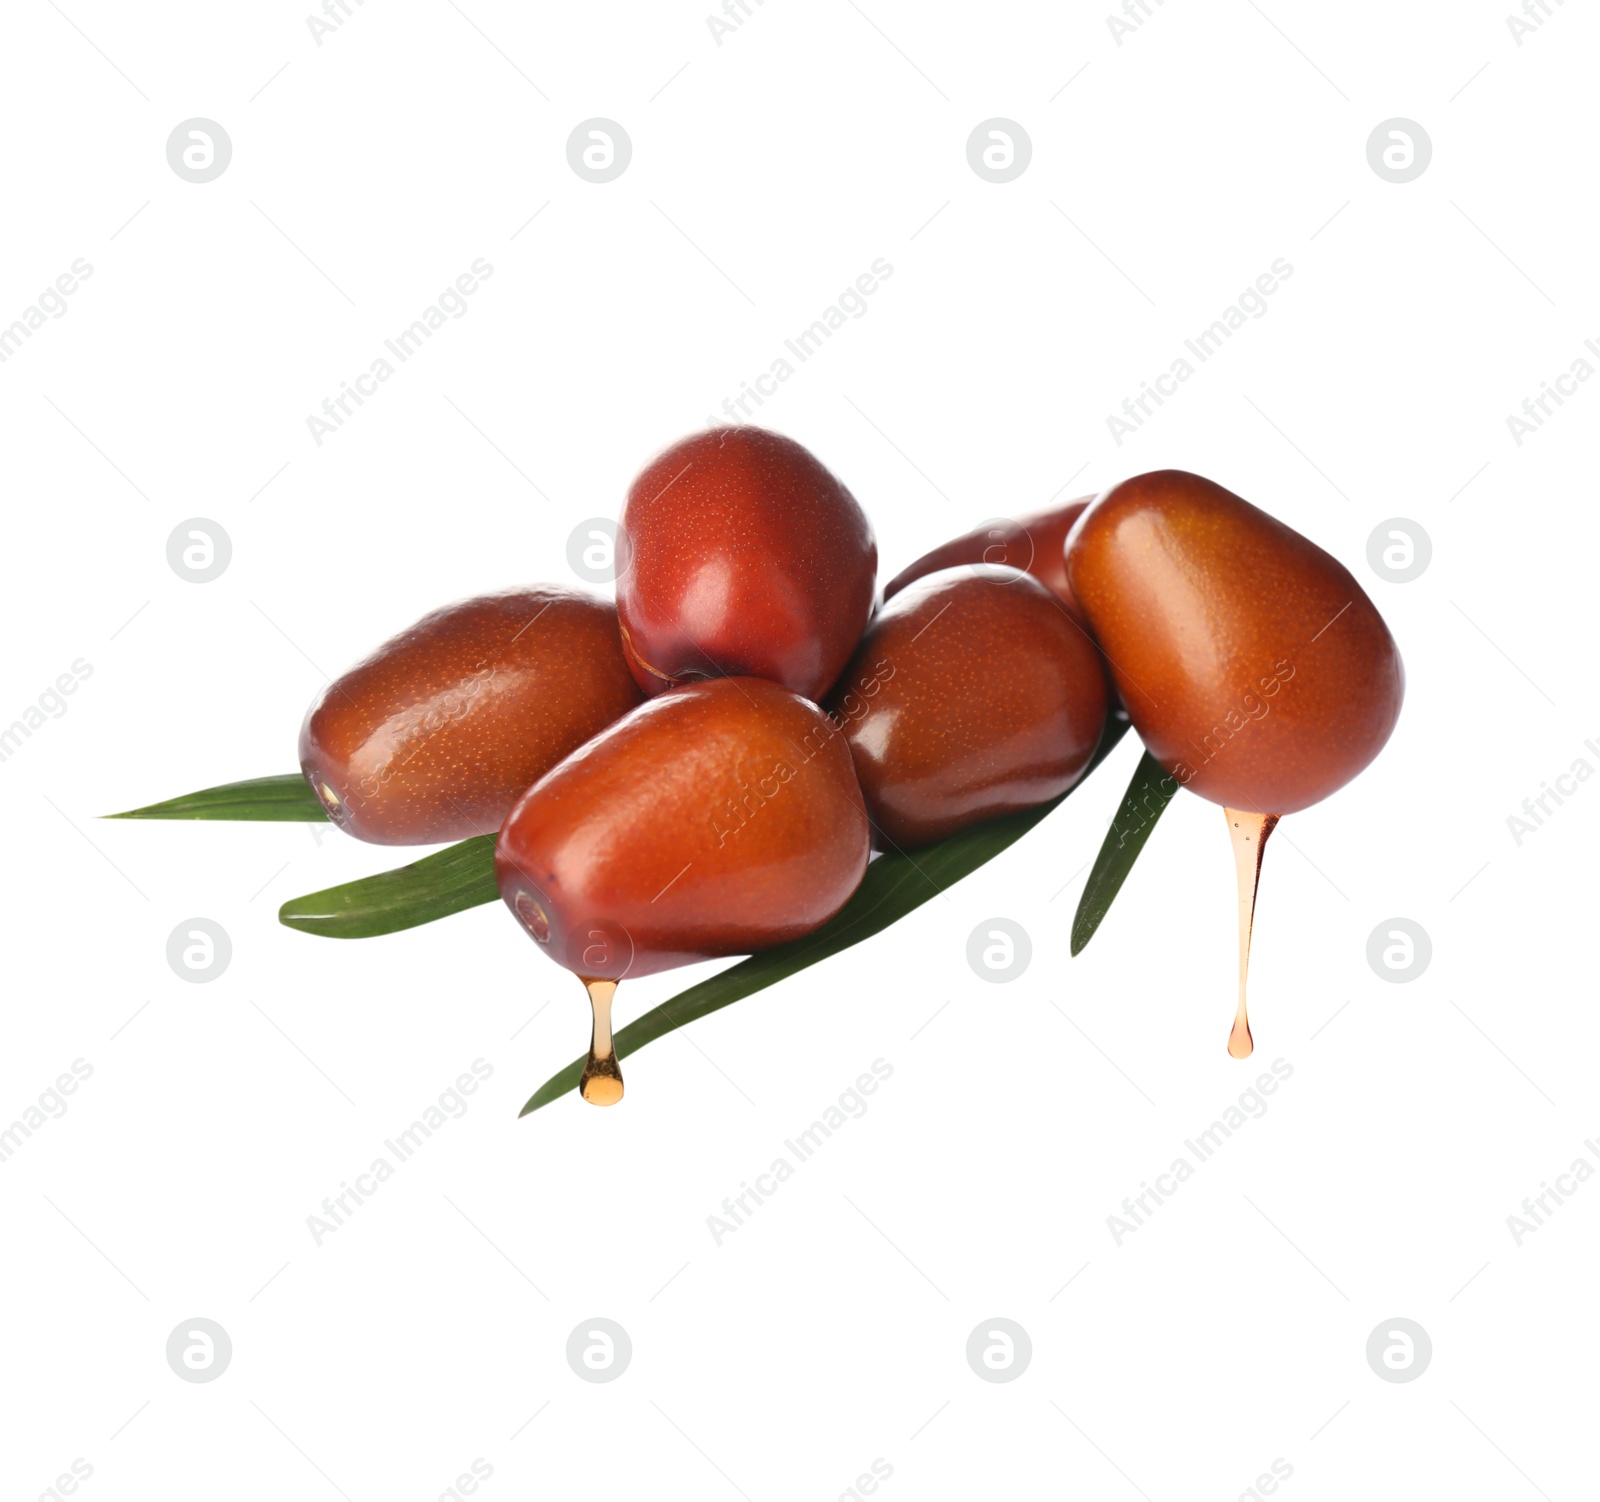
[1224,807,1280,1060]
[579,976,625,1106]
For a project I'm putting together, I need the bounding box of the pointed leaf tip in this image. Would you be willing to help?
[1069,748,1178,957]
[109,773,328,822]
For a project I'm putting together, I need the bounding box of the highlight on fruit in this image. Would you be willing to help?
[110,432,1403,1112]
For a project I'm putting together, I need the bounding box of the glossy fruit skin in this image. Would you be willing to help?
[616,427,877,702]
[496,677,870,980]
[883,498,1092,618]
[826,566,1109,849]
[300,587,643,845]
[1064,470,1404,814]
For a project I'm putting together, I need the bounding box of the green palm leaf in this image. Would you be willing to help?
[1070,748,1177,956]
[108,774,326,821]
[279,836,498,938]
[519,719,1131,1116]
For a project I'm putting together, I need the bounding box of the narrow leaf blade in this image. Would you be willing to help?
[279,835,498,939]
[1069,748,1177,956]
[520,719,1130,1116]
[108,774,327,822]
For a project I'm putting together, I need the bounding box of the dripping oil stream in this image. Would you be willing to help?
[1225,808,1280,1059]
[579,977,625,1105]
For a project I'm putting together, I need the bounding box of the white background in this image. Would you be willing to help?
[2,1,1596,1498]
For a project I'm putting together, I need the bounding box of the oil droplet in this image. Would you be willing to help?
[1224,807,1280,1060]
[579,976,624,1106]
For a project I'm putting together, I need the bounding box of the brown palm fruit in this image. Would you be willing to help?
[300,587,643,844]
[615,427,877,702]
[882,498,1092,618]
[826,565,1109,849]
[1063,470,1403,814]
[495,676,870,981]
